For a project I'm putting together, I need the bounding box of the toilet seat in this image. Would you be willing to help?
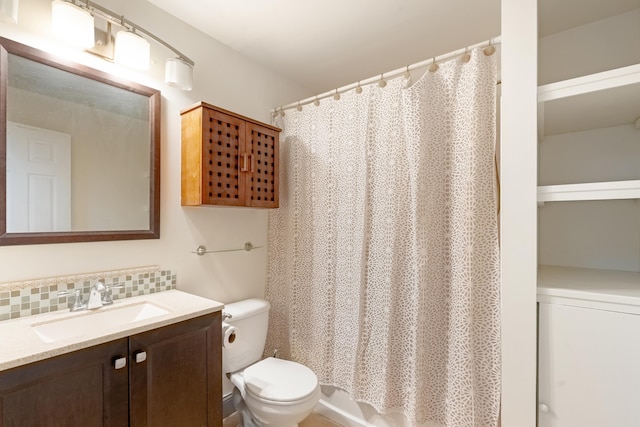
[242,357,318,403]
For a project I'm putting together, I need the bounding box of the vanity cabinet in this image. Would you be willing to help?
[181,102,280,208]
[0,313,222,427]
[0,338,129,426]
[129,313,221,426]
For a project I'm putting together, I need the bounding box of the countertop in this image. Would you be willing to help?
[0,290,223,371]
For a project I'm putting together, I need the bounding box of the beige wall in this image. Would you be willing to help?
[0,0,310,304]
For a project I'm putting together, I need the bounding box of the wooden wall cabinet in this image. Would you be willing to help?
[181,102,280,208]
[0,313,222,427]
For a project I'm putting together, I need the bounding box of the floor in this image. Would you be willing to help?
[223,412,344,427]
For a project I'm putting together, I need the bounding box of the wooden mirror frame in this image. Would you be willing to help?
[0,37,161,245]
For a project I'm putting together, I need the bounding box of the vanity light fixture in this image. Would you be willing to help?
[51,0,95,48]
[114,29,150,70]
[0,0,18,24]
[50,0,195,90]
[165,57,193,91]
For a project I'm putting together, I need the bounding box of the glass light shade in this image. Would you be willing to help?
[51,0,95,49]
[165,58,193,91]
[114,30,150,70]
[0,0,18,24]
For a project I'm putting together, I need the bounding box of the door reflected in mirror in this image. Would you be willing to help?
[0,37,160,245]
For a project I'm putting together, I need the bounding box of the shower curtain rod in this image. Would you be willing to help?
[272,35,501,114]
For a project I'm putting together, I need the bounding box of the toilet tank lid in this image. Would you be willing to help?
[224,298,270,321]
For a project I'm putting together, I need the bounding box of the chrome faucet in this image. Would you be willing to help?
[59,280,124,311]
[87,281,106,309]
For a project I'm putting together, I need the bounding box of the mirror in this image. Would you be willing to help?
[0,37,160,245]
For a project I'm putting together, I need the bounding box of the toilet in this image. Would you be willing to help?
[222,299,320,427]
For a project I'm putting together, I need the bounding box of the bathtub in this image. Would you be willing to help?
[314,386,410,427]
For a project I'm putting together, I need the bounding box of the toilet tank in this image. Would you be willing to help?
[222,298,270,373]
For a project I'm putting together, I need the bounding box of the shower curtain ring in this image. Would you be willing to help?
[462,47,471,63]
[429,58,439,72]
[484,38,496,56]
[378,73,386,88]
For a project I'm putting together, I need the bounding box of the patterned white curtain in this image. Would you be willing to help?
[266,47,500,427]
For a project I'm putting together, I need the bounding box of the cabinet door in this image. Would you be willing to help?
[202,109,246,206]
[245,123,279,208]
[538,302,640,427]
[0,339,129,427]
[129,313,222,427]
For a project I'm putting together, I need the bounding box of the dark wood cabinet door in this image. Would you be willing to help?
[0,339,129,427]
[129,313,222,427]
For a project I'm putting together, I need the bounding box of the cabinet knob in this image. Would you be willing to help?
[539,403,550,413]
[114,357,127,370]
[135,351,147,364]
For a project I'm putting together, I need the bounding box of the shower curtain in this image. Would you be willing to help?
[266,47,500,427]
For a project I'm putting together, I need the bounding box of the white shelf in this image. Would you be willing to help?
[537,265,640,314]
[538,63,640,136]
[537,180,640,202]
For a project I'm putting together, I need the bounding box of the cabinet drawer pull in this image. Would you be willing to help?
[539,403,550,413]
[114,357,127,370]
[135,351,147,364]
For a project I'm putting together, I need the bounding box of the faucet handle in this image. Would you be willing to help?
[58,289,86,312]
[72,289,87,311]
[101,284,124,305]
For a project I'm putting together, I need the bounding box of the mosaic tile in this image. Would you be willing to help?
[0,266,176,321]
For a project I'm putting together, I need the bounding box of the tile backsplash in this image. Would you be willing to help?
[0,266,176,321]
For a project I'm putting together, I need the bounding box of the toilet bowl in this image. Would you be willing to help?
[231,357,320,427]
[222,299,321,427]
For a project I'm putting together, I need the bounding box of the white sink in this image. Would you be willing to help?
[32,302,170,343]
